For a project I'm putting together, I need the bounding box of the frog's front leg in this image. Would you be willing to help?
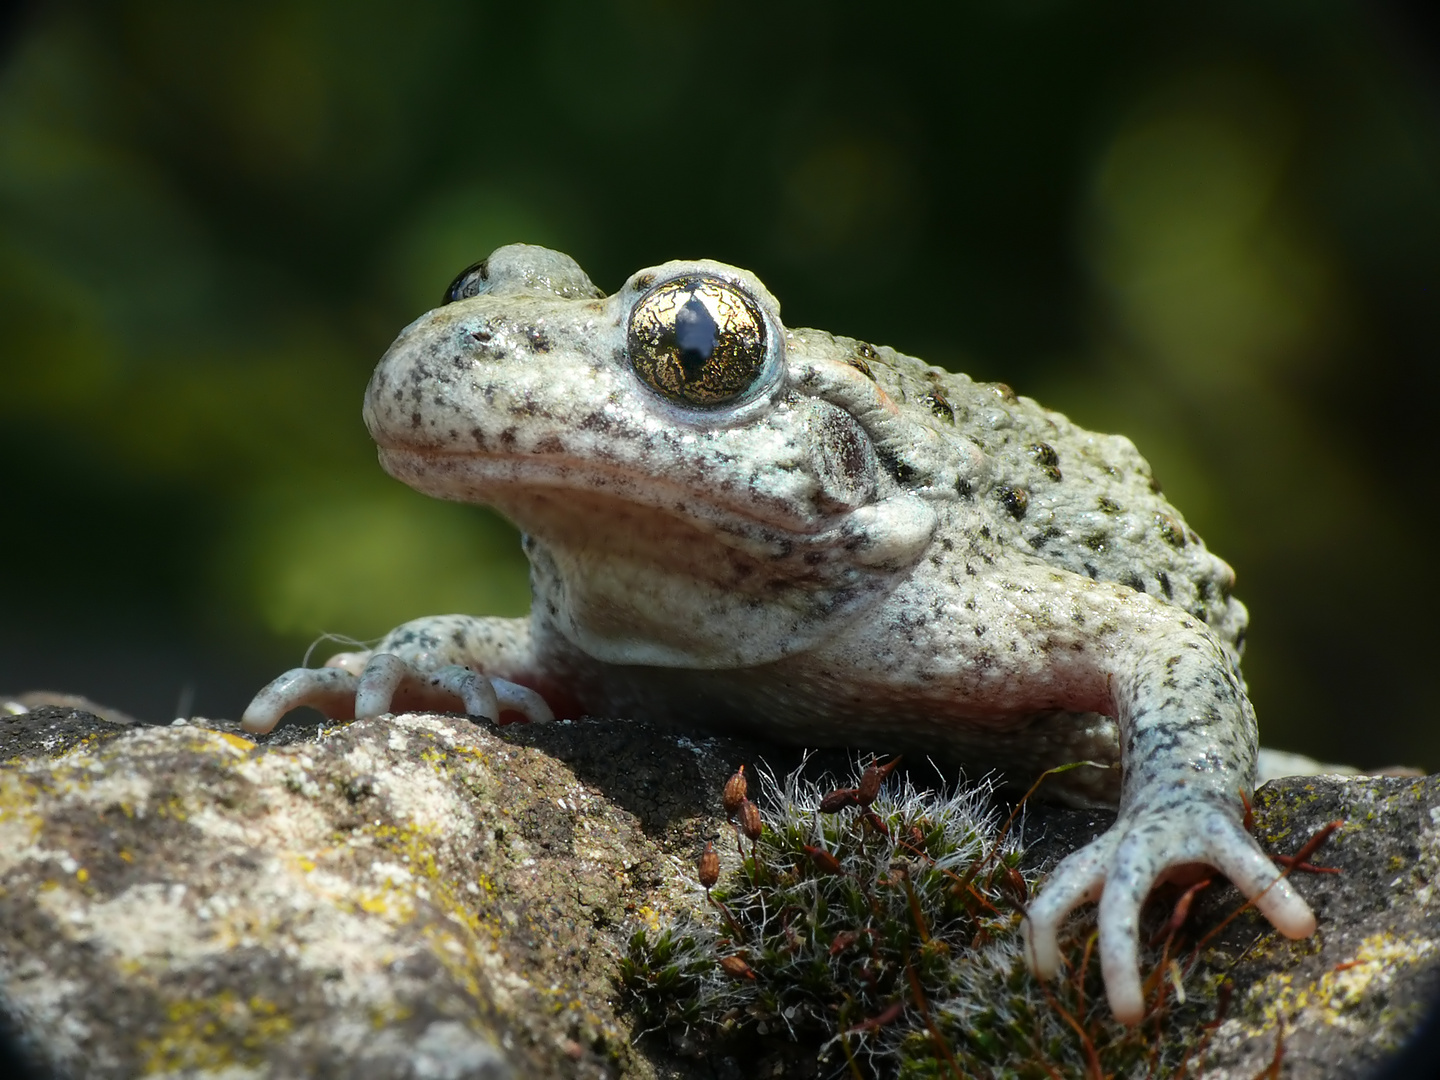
[1020,622,1316,1024]
[240,615,555,734]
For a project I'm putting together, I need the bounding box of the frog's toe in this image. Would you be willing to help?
[490,678,555,724]
[1096,830,1166,1025]
[241,667,360,734]
[355,654,424,720]
[1022,839,1110,981]
[420,663,500,721]
[1206,817,1317,939]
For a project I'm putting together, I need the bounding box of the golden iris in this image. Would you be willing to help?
[627,276,768,408]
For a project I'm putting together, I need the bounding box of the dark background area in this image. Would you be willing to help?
[1,0,1437,771]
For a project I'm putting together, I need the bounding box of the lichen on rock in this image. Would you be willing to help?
[0,707,715,1079]
[2,704,1437,1079]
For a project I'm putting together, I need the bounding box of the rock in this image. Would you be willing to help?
[0,705,1436,1078]
[1190,774,1440,1078]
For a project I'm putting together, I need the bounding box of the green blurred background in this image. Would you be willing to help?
[1,1,1436,769]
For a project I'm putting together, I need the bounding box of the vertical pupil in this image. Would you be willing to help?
[675,295,718,377]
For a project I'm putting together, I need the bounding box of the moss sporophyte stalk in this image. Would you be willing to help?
[619,759,1244,1079]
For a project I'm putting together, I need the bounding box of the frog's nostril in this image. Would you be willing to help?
[444,259,490,305]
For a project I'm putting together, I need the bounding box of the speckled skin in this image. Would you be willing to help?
[242,244,1316,1023]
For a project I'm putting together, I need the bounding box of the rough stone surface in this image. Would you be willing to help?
[1188,775,1440,1078]
[1,705,1436,1078]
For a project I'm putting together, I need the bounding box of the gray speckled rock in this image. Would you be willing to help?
[0,708,740,1079]
[1188,774,1440,1078]
[1,705,1436,1078]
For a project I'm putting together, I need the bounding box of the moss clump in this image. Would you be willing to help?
[620,759,1215,1078]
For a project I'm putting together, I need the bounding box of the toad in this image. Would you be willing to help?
[242,244,1316,1023]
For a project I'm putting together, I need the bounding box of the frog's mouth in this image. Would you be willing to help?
[376,444,939,578]
[378,444,840,550]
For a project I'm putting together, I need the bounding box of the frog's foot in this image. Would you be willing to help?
[1021,802,1316,1024]
[240,654,554,735]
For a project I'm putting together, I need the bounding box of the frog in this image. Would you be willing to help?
[241,243,1317,1024]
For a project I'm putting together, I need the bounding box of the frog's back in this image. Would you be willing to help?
[817,332,1248,654]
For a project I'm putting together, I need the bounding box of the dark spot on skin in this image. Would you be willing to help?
[528,329,551,352]
[875,446,919,484]
[499,428,517,448]
[1121,572,1146,594]
[847,349,875,380]
[1156,513,1186,548]
[1083,563,1099,579]
[979,525,991,540]
[1082,533,1108,553]
[1097,496,1121,513]
[1029,443,1061,481]
[410,411,422,428]
[632,273,655,292]
[804,551,824,565]
[940,538,954,552]
[956,478,973,500]
[533,436,564,454]
[1026,526,1063,550]
[814,408,877,499]
[920,391,954,422]
[579,411,613,432]
[1157,570,1173,598]
[998,486,1028,520]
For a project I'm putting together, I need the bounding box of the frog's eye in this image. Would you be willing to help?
[627,275,769,409]
[443,260,489,305]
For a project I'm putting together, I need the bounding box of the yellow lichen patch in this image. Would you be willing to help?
[1240,931,1437,1037]
[136,989,293,1074]
[448,744,492,767]
[214,732,256,753]
[369,1002,413,1030]
[353,887,417,921]
[0,771,45,844]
